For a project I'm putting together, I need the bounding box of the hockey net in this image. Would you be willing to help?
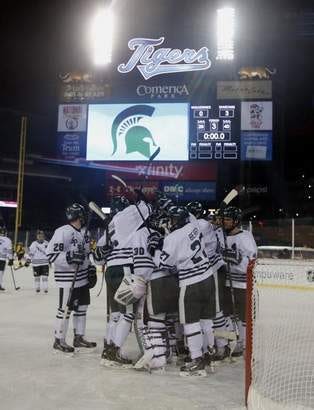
[246,259,314,410]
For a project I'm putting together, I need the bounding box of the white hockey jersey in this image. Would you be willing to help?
[46,224,90,288]
[0,235,13,261]
[198,219,225,272]
[28,240,49,267]
[224,230,257,289]
[156,219,212,287]
[97,201,151,267]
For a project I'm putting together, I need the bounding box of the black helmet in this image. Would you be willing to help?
[0,226,7,236]
[147,211,164,233]
[167,206,190,232]
[221,206,242,225]
[110,196,130,215]
[66,203,86,223]
[156,196,174,212]
[36,230,45,242]
[186,201,204,219]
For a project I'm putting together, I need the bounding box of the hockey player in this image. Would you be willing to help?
[220,206,257,355]
[115,211,179,372]
[149,206,216,376]
[46,203,97,353]
[187,202,229,359]
[95,195,151,367]
[0,227,13,291]
[15,242,25,267]
[25,230,50,293]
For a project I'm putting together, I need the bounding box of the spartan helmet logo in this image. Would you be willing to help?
[111,105,158,159]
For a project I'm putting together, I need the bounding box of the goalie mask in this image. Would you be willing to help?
[167,206,190,232]
[186,201,204,219]
[66,203,86,225]
[110,196,130,216]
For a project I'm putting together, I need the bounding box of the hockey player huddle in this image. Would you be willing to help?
[45,191,257,377]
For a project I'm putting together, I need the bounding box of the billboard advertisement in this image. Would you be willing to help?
[57,104,87,132]
[86,103,189,161]
[241,131,272,161]
[160,181,216,201]
[241,101,272,131]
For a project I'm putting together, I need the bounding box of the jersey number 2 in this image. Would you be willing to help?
[190,237,206,264]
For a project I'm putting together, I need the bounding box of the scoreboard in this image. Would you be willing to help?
[189,103,239,160]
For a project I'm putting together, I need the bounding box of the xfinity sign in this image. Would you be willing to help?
[136,84,189,99]
[118,37,211,80]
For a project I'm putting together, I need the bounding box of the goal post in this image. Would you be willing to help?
[245,259,314,409]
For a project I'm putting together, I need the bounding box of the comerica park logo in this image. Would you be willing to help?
[118,37,211,80]
[111,105,159,159]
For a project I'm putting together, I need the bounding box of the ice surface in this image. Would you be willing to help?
[0,267,245,410]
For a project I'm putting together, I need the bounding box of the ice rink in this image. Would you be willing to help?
[0,267,245,410]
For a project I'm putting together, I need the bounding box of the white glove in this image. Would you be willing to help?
[114,275,147,306]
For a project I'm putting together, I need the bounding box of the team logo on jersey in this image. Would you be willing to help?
[111,105,159,159]
[118,37,211,80]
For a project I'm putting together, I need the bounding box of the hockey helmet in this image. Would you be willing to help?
[167,206,190,232]
[186,201,204,219]
[221,206,242,226]
[0,226,7,236]
[156,196,174,212]
[110,196,130,215]
[66,203,86,224]
[36,230,45,242]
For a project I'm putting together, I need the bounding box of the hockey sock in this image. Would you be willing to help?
[55,288,71,340]
[34,277,40,291]
[165,317,177,354]
[183,322,203,360]
[200,319,215,353]
[238,320,246,348]
[0,270,4,287]
[42,276,48,292]
[106,312,120,344]
[73,305,88,336]
[55,308,71,340]
[213,311,228,348]
[114,312,135,348]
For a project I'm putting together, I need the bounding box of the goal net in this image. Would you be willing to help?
[246,259,314,410]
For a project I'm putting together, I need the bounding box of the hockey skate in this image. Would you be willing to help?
[100,344,133,369]
[53,338,75,353]
[73,335,97,348]
[213,345,231,362]
[180,357,207,377]
[203,347,216,373]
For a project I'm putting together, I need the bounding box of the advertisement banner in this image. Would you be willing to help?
[241,101,272,131]
[57,132,86,160]
[57,104,87,132]
[160,181,216,201]
[106,180,159,200]
[217,81,272,100]
[241,132,272,161]
[104,161,217,181]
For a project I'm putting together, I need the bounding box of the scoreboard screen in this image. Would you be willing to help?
[189,103,239,160]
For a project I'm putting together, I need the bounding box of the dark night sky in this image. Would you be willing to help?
[0,0,313,227]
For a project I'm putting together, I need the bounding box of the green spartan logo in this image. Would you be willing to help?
[111,105,158,159]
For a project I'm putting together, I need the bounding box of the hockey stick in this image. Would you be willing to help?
[10,266,21,290]
[220,185,245,209]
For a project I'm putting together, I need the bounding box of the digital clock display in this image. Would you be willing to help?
[189,104,239,160]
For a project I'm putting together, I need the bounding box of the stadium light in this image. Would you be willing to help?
[90,8,114,65]
[216,7,235,60]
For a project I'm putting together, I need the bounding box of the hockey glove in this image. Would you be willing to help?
[66,250,85,265]
[88,265,97,289]
[94,244,112,262]
[8,259,14,266]
[147,232,164,256]
[114,275,147,306]
[222,248,242,265]
[24,259,31,267]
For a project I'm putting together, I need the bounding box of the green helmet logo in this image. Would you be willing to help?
[111,105,158,159]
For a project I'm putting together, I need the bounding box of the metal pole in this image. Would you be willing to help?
[291,218,295,259]
[14,116,27,247]
[249,220,253,233]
